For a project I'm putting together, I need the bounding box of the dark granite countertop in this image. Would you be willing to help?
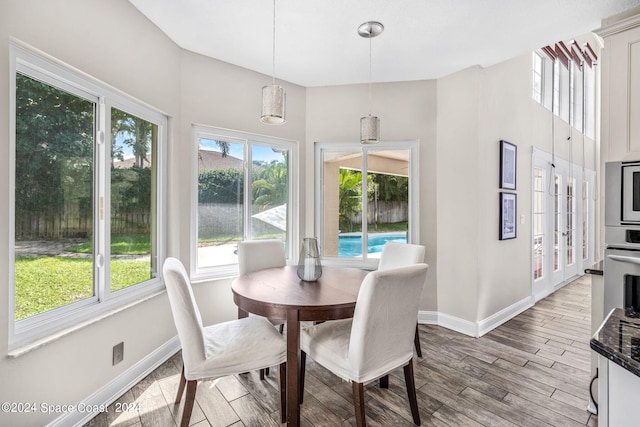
[584,260,603,275]
[591,308,640,378]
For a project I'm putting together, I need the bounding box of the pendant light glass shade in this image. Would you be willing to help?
[261,84,286,124]
[360,114,380,144]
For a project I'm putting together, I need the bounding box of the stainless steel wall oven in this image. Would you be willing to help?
[604,161,640,317]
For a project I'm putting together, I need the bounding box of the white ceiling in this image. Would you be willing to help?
[128,0,640,87]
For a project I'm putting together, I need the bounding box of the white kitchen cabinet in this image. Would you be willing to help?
[598,13,640,162]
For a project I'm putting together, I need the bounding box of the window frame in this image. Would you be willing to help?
[314,140,420,270]
[190,125,299,280]
[532,51,544,104]
[9,43,167,349]
[584,64,596,139]
[570,62,585,131]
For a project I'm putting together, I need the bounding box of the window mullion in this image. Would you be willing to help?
[96,97,109,302]
[244,142,252,240]
[361,149,368,259]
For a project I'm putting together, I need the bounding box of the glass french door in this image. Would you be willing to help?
[551,163,579,285]
[532,149,594,301]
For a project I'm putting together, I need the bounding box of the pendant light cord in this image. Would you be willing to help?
[368,35,372,115]
[271,0,276,86]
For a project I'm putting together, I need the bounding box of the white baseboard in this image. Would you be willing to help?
[436,312,479,337]
[47,336,181,427]
[476,296,534,337]
[418,296,534,338]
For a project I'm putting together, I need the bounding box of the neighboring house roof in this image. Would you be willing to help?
[113,150,243,170]
[113,157,150,169]
[198,149,243,170]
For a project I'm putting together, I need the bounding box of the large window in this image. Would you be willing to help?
[192,126,297,278]
[315,141,419,268]
[532,45,596,134]
[10,45,166,347]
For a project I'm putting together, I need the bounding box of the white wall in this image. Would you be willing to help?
[476,56,536,321]
[305,80,438,310]
[435,66,481,323]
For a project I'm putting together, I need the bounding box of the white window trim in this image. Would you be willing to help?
[9,42,167,350]
[190,125,299,281]
[314,140,420,270]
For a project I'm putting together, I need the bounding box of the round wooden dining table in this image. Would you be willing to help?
[231,265,370,426]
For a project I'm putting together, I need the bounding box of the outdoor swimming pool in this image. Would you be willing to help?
[338,232,407,257]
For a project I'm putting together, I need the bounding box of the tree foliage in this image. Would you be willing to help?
[111,108,154,168]
[372,173,409,202]
[15,73,94,220]
[198,169,244,203]
[252,161,288,207]
[338,169,365,232]
[198,156,288,208]
[337,169,408,231]
[15,74,155,237]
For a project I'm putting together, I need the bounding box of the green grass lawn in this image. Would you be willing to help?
[14,256,151,320]
[66,234,151,255]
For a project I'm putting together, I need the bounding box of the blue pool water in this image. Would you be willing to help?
[338,232,407,257]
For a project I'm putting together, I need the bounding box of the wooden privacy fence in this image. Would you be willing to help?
[15,210,150,239]
[347,200,408,225]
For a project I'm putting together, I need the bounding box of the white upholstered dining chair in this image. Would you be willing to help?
[237,239,287,330]
[237,239,287,276]
[299,263,429,427]
[162,257,287,427]
[237,239,287,378]
[378,241,426,357]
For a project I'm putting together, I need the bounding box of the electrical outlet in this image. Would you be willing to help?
[113,342,124,365]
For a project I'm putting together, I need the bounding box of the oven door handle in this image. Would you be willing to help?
[606,254,640,266]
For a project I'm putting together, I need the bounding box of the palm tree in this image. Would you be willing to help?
[338,169,363,232]
[253,162,288,208]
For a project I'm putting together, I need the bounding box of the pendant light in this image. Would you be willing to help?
[358,21,384,144]
[261,0,285,124]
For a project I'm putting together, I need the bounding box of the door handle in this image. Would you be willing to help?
[606,254,640,266]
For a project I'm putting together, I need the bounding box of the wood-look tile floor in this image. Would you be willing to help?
[86,275,597,426]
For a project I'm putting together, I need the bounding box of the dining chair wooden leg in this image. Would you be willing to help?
[279,362,287,424]
[181,379,198,427]
[175,365,187,404]
[352,381,366,427]
[414,323,422,358]
[403,360,421,426]
[299,351,306,404]
[379,375,389,388]
[279,324,285,334]
[260,368,265,380]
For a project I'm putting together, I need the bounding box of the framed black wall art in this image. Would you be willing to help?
[500,140,517,190]
[499,192,517,240]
